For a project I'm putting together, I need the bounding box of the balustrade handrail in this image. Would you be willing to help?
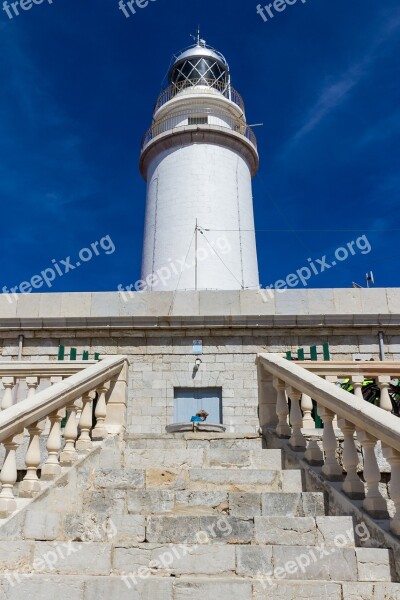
[141,112,257,152]
[257,353,400,452]
[0,355,128,443]
[154,80,245,113]
[293,360,400,378]
[0,360,97,378]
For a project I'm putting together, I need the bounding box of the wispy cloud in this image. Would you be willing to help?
[282,9,400,152]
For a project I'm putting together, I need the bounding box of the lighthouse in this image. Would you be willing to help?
[139,36,260,291]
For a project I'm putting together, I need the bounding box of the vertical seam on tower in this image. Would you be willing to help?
[236,158,245,288]
[151,176,159,291]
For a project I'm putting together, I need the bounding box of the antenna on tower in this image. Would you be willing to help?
[190,27,206,47]
[366,271,375,288]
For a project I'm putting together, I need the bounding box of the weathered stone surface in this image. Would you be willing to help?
[236,546,273,576]
[0,541,33,571]
[127,491,175,514]
[302,492,326,516]
[146,516,253,544]
[229,492,261,517]
[253,581,342,599]
[125,449,205,469]
[94,469,144,489]
[113,544,235,575]
[83,489,127,514]
[272,545,357,581]
[254,517,316,546]
[206,449,281,470]
[84,577,173,600]
[260,493,302,517]
[146,468,186,490]
[0,575,85,599]
[173,578,252,600]
[23,511,61,541]
[281,470,303,492]
[188,469,281,491]
[316,516,355,547]
[356,548,391,582]
[32,542,111,575]
[175,491,228,514]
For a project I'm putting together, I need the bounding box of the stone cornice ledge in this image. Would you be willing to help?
[0,313,399,331]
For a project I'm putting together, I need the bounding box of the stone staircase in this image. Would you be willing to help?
[0,432,398,599]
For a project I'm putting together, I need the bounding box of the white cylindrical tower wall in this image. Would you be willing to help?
[141,143,258,290]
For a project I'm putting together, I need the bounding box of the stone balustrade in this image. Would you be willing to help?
[294,360,400,420]
[0,361,100,410]
[257,353,400,536]
[0,355,129,517]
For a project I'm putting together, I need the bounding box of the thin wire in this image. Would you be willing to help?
[202,228,400,233]
[168,228,196,316]
[199,229,244,289]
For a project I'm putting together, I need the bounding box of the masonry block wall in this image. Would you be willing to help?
[0,321,399,433]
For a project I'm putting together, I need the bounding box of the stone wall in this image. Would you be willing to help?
[1,324,399,434]
[1,289,399,433]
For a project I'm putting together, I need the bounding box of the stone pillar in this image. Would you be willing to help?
[273,377,291,438]
[104,361,129,435]
[288,387,306,451]
[338,418,364,499]
[256,362,278,431]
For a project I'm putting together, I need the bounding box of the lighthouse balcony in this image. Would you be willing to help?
[154,79,245,115]
[141,107,257,152]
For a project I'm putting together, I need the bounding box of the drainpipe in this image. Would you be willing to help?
[17,335,24,360]
[378,331,385,361]
[13,335,24,404]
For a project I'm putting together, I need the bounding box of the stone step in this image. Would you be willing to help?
[0,575,397,599]
[125,433,263,451]
[88,467,303,493]
[3,511,354,547]
[185,468,302,492]
[126,490,325,517]
[0,541,392,582]
[124,448,282,470]
[145,516,356,545]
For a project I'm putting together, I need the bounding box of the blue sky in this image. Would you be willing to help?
[0,0,399,295]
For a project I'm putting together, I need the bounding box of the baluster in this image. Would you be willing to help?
[0,434,22,517]
[377,376,392,412]
[41,409,64,480]
[351,376,364,399]
[76,392,94,452]
[92,382,110,440]
[26,376,39,399]
[19,421,43,497]
[60,402,79,466]
[304,400,324,465]
[273,378,291,438]
[338,418,364,499]
[1,377,15,410]
[358,431,388,518]
[320,407,342,480]
[325,376,338,427]
[301,393,314,428]
[382,446,400,536]
[288,387,306,450]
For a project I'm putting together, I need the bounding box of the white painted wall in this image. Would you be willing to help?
[141,143,259,290]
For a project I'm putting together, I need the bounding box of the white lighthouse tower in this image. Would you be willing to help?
[140,36,260,291]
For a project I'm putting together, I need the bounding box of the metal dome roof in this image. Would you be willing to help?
[171,43,229,70]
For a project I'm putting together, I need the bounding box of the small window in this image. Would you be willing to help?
[188,116,208,125]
